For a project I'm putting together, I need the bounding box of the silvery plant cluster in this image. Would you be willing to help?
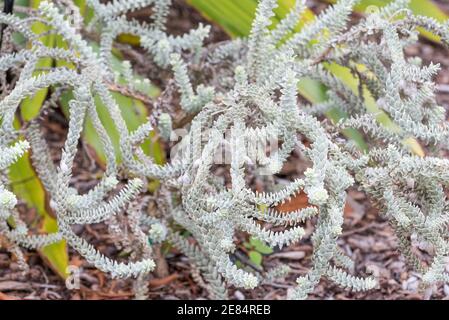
[1,0,449,299]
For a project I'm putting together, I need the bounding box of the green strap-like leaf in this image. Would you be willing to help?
[10,0,69,278]
[20,0,55,121]
[9,150,69,278]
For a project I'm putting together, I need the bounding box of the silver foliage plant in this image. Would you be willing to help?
[1,0,449,299]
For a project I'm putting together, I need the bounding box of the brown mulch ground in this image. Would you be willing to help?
[2,0,449,300]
